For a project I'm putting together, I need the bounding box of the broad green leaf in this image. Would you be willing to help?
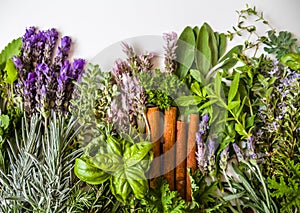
[246,115,255,129]
[280,52,300,70]
[219,45,243,63]
[126,166,148,199]
[74,158,110,185]
[0,114,10,129]
[218,33,227,58]
[228,72,240,103]
[204,23,219,66]
[91,153,122,172]
[195,23,212,75]
[235,123,247,137]
[124,142,153,167]
[110,170,132,203]
[214,72,222,98]
[176,26,196,79]
[0,37,22,68]
[175,95,203,106]
[4,59,18,84]
[107,136,122,156]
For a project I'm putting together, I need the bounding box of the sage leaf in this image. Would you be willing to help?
[196,23,212,75]
[176,26,196,79]
[218,33,227,58]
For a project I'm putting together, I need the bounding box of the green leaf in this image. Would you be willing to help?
[175,95,203,106]
[195,23,212,75]
[280,53,300,70]
[0,37,22,68]
[107,136,122,156]
[219,58,238,70]
[176,26,196,79]
[0,114,10,129]
[227,100,240,110]
[190,82,202,97]
[235,123,247,137]
[4,59,18,84]
[190,69,205,84]
[223,191,245,201]
[110,169,132,203]
[218,33,227,58]
[74,158,110,185]
[228,72,240,103]
[125,166,148,199]
[219,45,243,63]
[199,99,218,110]
[203,23,218,67]
[91,153,122,172]
[124,142,153,167]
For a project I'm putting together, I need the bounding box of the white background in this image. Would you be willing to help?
[1,0,300,60]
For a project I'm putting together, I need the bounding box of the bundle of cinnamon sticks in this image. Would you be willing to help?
[146,106,199,201]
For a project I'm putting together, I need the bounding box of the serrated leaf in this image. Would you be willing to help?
[0,38,22,68]
[4,59,18,84]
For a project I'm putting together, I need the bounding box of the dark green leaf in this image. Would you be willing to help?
[219,45,243,63]
[228,72,240,103]
[218,33,227,58]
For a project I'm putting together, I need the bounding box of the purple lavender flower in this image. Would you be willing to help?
[72,59,85,81]
[139,53,154,72]
[233,143,244,162]
[195,132,206,172]
[43,28,59,64]
[247,136,257,162]
[56,36,72,65]
[12,56,23,70]
[198,113,209,134]
[163,32,177,74]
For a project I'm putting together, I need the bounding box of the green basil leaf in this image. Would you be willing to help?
[228,72,240,103]
[139,151,153,172]
[175,95,203,106]
[4,59,18,84]
[176,26,196,79]
[107,135,122,156]
[74,158,110,185]
[195,23,212,75]
[125,166,148,199]
[124,142,153,167]
[110,169,132,203]
[91,153,122,172]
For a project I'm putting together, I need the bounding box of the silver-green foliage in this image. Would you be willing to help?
[0,113,82,212]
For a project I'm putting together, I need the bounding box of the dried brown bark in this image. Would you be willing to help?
[186,113,199,201]
[175,121,187,199]
[163,107,177,191]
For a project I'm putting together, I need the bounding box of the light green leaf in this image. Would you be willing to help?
[4,59,18,84]
[199,99,218,110]
[110,170,132,203]
[227,100,240,110]
[74,158,110,185]
[191,82,202,97]
[219,45,243,63]
[195,23,212,75]
[176,26,196,79]
[0,114,10,129]
[91,153,122,172]
[218,33,227,58]
[228,72,240,103]
[107,136,122,156]
[124,142,153,167]
[204,23,219,66]
[175,95,203,106]
[126,166,148,199]
[0,37,22,68]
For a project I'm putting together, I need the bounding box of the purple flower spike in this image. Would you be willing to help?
[61,36,72,50]
[12,56,23,70]
[163,32,178,74]
[23,26,36,42]
[233,144,244,162]
[73,59,85,81]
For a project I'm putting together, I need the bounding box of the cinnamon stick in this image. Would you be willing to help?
[146,107,162,188]
[186,113,199,202]
[163,107,177,191]
[175,121,187,199]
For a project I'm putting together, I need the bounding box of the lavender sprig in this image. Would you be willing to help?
[163,32,178,74]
